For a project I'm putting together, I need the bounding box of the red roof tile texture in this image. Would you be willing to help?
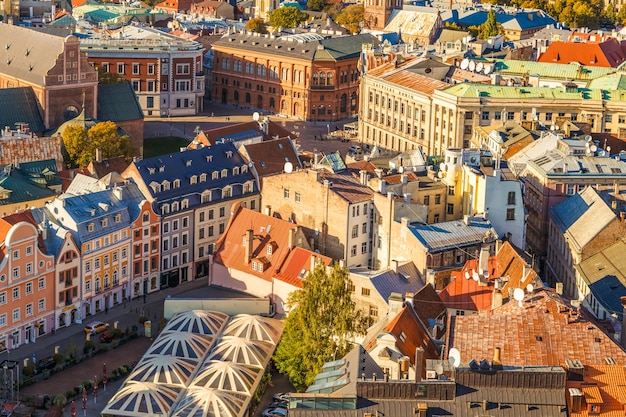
[567,365,626,417]
[538,39,626,67]
[383,305,440,363]
[447,289,626,367]
[439,259,496,311]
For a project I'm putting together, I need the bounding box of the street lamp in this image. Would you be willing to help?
[327,123,330,137]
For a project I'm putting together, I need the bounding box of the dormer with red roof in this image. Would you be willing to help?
[211,204,331,314]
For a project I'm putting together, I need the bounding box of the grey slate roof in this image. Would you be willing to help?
[129,142,258,214]
[98,82,144,122]
[0,88,45,133]
[214,32,379,62]
[352,262,424,304]
[0,23,65,85]
[409,217,497,252]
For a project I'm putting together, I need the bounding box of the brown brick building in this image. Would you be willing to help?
[211,32,378,121]
[0,23,98,129]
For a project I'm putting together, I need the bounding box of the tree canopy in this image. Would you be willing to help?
[62,121,136,168]
[479,9,500,38]
[335,4,364,34]
[273,262,371,390]
[97,67,126,84]
[307,0,328,12]
[269,6,308,29]
[245,17,268,34]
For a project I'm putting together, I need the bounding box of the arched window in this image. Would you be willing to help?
[320,72,326,86]
[270,97,275,108]
[327,72,333,86]
[351,92,357,110]
[234,91,239,101]
[340,94,347,113]
[245,92,251,103]
[313,73,318,85]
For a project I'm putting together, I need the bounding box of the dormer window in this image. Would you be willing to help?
[159,166,165,173]
[162,180,170,190]
[242,165,248,173]
[186,160,192,167]
[173,179,180,189]
[88,223,94,232]
[162,204,170,214]
[222,187,232,198]
[114,214,121,223]
[266,245,273,255]
[201,191,211,204]
[206,155,213,163]
[190,175,197,184]
[101,219,108,227]
[221,169,228,178]
[148,167,156,175]
[225,151,233,158]
[150,181,161,193]
[172,201,179,211]
[181,199,189,210]
[212,171,219,180]
[233,167,240,175]
[200,173,207,182]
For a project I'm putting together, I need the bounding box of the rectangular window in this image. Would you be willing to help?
[435,194,441,204]
[38,299,45,311]
[481,111,489,120]
[351,245,357,256]
[284,189,290,199]
[447,204,454,214]
[12,308,19,322]
[219,207,225,217]
[26,303,32,317]
[117,63,124,74]
[147,64,155,74]
[132,63,140,74]
[361,242,367,253]
[0,292,5,304]
[506,208,515,221]
[146,96,154,108]
[295,192,301,203]
[361,287,370,296]
[351,225,358,238]
[38,277,45,290]
[176,63,190,74]
[424,195,430,205]
[26,282,32,295]
[219,223,225,234]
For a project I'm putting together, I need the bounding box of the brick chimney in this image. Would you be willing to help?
[288,227,296,250]
[415,347,425,382]
[492,346,503,370]
[244,229,253,264]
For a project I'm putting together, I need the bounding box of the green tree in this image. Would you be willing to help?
[307,0,327,12]
[245,17,268,34]
[618,5,626,25]
[480,9,499,38]
[335,4,364,33]
[62,121,136,168]
[269,6,308,29]
[273,262,371,390]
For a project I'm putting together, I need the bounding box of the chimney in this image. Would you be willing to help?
[492,289,503,310]
[416,403,428,417]
[463,215,470,225]
[314,153,320,166]
[401,174,408,185]
[112,187,123,201]
[96,148,103,163]
[479,246,490,274]
[375,168,383,178]
[310,254,317,272]
[288,228,295,249]
[403,193,411,203]
[401,217,410,227]
[265,205,271,216]
[405,291,414,307]
[380,179,387,194]
[415,347,425,382]
[359,170,368,186]
[568,388,583,413]
[495,239,502,253]
[492,346,503,369]
[621,296,626,348]
[392,259,399,273]
[244,229,253,264]
[387,191,394,201]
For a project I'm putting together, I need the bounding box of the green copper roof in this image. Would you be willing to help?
[493,59,617,82]
[98,82,144,122]
[441,83,607,101]
[0,165,57,206]
[587,73,626,91]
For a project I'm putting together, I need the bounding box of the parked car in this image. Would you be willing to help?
[34,357,56,375]
[348,145,362,155]
[262,407,287,417]
[98,328,124,343]
[84,321,109,335]
[272,393,290,402]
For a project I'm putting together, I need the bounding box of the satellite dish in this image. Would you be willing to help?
[476,62,484,73]
[252,112,260,121]
[590,145,598,152]
[585,135,592,142]
[484,63,493,74]
[513,288,524,307]
[435,364,444,375]
[607,146,611,153]
[448,348,461,368]
[469,60,476,72]
[526,283,534,293]
[472,271,480,282]
[464,271,471,279]
[460,58,469,70]
[284,161,293,173]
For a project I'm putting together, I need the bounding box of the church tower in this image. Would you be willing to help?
[363,0,402,31]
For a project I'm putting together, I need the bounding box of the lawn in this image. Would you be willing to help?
[143,136,190,159]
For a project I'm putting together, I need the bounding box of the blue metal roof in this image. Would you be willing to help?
[409,217,496,252]
[588,275,625,321]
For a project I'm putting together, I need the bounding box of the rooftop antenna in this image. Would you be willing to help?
[513,288,525,307]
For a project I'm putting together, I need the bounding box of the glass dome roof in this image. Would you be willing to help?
[169,387,248,417]
[221,314,283,344]
[207,337,274,368]
[102,381,182,417]
[146,331,216,360]
[129,355,199,387]
[190,360,262,394]
[164,310,229,335]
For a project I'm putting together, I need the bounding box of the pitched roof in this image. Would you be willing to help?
[0,165,58,206]
[346,160,377,174]
[352,262,424,306]
[439,258,496,311]
[575,239,626,322]
[274,247,331,288]
[412,284,447,324]
[409,217,497,252]
[567,365,626,417]
[384,10,442,39]
[495,241,538,293]
[0,23,66,85]
[0,134,63,171]
[538,39,626,68]
[447,288,626,366]
[381,304,440,363]
[550,187,617,252]
[0,88,45,133]
[239,138,301,179]
[192,121,292,148]
[215,205,324,286]
[319,169,374,204]
[98,82,144,122]
[89,156,131,179]
[493,59,616,83]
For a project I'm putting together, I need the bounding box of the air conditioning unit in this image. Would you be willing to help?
[426,370,437,379]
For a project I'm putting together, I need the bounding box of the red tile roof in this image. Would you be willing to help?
[0,210,46,254]
[538,39,626,67]
[495,241,538,294]
[274,247,331,288]
[190,121,293,148]
[346,160,377,174]
[214,204,328,286]
[319,170,374,204]
[439,259,496,312]
[447,288,626,367]
[383,171,420,185]
[240,138,301,180]
[381,304,440,363]
[567,365,626,417]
